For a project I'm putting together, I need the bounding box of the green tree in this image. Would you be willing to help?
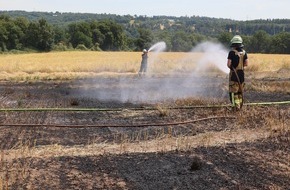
[241,35,251,50]
[249,30,270,53]
[68,22,92,48]
[0,20,8,51]
[13,17,29,50]
[271,32,290,54]
[53,25,67,44]
[155,30,172,51]
[95,20,126,50]
[218,32,233,47]
[190,33,206,47]
[4,21,25,50]
[37,18,54,51]
[91,28,105,48]
[136,28,153,50]
[25,18,54,51]
[171,31,192,52]
[25,21,39,49]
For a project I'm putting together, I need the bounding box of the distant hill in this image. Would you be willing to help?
[1,10,290,36]
[1,10,290,53]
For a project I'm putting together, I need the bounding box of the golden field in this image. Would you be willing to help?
[0,51,289,81]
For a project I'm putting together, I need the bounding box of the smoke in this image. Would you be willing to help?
[75,41,229,104]
[190,41,229,73]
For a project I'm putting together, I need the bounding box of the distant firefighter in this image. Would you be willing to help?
[227,35,249,110]
[138,49,148,76]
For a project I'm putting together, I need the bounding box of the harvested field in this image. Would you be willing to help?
[0,72,289,190]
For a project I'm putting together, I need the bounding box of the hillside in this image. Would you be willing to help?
[1,11,290,53]
[1,10,290,36]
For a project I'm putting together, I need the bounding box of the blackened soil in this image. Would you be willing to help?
[0,76,289,189]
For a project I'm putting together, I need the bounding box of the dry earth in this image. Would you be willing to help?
[0,74,289,190]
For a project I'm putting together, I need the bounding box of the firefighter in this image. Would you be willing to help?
[138,49,148,76]
[227,35,249,110]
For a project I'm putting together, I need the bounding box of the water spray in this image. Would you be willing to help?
[81,41,236,104]
[141,41,167,76]
[148,41,166,52]
[190,41,229,73]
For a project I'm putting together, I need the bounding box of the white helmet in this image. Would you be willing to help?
[230,35,244,47]
[231,35,243,44]
[143,49,147,53]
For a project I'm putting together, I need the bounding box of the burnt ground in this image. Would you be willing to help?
[0,75,289,190]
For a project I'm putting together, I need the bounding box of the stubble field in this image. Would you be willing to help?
[0,51,289,189]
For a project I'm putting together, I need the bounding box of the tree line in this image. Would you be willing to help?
[0,12,290,54]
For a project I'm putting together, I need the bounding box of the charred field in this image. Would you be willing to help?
[0,73,289,190]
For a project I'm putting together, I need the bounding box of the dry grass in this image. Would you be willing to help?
[0,52,286,79]
[0,52,289,81]
[0,105,289,189]
[1,127,271,160]
[247,80,290,93]
[0,51,190,81]
[248,54,290,72]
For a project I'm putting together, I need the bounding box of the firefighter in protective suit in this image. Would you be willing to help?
[138,49,148,76]
[227,35,249,110]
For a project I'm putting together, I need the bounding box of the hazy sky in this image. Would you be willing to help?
[1,0,289,21]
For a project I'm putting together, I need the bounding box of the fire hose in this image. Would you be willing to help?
[0,116,235,128]
[0,100,289,127]
[0,99,289,113]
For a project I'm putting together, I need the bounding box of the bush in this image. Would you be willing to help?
[75,44,88,51]
[52,43,68,51]
[91,43,102,51]
[9,49,25,54]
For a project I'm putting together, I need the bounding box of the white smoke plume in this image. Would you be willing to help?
[191,41,229,73]
[75,41,229,103]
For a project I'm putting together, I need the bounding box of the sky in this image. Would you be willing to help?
[0,0,290,21]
